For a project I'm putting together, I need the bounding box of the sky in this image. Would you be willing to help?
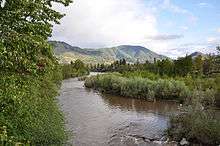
[51,0,220,58]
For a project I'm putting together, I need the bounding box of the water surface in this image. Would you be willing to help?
[58,77,178,146]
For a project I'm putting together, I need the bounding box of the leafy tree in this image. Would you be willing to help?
[174,55,193,76]
[157,59,173,76]
[193,55,204,75]
[73,59,85,70]
[0,0,72,73]
[203,55,214,75]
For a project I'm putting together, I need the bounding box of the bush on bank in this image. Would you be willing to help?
[84,74,190,101]
[167,87,220,145]
[168,108,220,145]
[0,64,66,145]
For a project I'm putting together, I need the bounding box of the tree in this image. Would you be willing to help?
[121,58,126,65]
[157,59,174,76]
[174,55,193,76]
[0,0,72,73]
[72,59,85,69]
[203,55,214,75]
[193,55,203,75]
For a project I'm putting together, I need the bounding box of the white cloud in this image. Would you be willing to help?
[198,2,212,8]
[52,0,159,48]
[207,37,220,44]
[162,0,188,14]
[199,2,208,6]
[51,0,201,58]
[161,0,197,24]
[51,0,188,56]
[180,26,189,30]
[146,34,183,41]
[217,28,220,33]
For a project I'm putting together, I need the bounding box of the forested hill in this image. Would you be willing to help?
[49,41,168,64]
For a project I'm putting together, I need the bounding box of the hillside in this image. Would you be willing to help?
[49,41,168,64]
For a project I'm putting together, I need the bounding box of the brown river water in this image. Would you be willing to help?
[57,74,179,146]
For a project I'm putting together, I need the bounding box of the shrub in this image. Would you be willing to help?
[154,79,190,101]
[168,88,219,145]
[84,74,190,101]
[168,109,220,145]
[0,65,66,145]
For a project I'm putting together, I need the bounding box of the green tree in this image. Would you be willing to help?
[157,59,173,76]
[0,0,72,73]
[203,55,214,75]
[73,59,85,70]
[174,55,193,76]
[193,55,203,75]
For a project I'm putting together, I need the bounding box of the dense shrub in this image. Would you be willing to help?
[85,74,190,101]
[168,109,220,145]
[168,87,219,145]
[0,65,66,145]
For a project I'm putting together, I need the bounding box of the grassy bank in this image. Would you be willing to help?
[122,71,220,106]
[0,65,66,145]
[85,74,190,101]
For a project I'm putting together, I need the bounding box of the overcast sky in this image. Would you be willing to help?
[51,0,220,58]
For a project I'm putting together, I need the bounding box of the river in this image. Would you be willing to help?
[57,75,179,146]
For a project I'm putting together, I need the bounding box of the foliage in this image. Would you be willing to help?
[122,71,161,80]
[0,0,71,74]
[0,64,67,145]
[0,0,72,144]
[168,108,220,145]
[85,74,190,101]
[62,59,89,79]
[168,86,219,145]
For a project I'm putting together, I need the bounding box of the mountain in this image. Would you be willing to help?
[189,52,207,59]
[49,41,168,64]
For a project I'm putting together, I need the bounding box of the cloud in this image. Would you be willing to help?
[198,2,212,8]
[52,0,158,49]
[217,28,220,33]
[207,37,220,44]
[161,0,197,24]
[162,0,188,14]
[180,26,189,30]
[146,34,183,41]
[50,0,203,58]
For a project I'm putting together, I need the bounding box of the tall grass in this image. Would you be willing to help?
[85,74,190,101]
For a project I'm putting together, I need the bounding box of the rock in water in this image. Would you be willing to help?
[180,138,189,145]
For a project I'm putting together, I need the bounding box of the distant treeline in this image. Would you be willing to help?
[62,59,89,79]
[90,46,220,77]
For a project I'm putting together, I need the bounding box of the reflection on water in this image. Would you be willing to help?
[102,94,178,115]
[58,77,179,146]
